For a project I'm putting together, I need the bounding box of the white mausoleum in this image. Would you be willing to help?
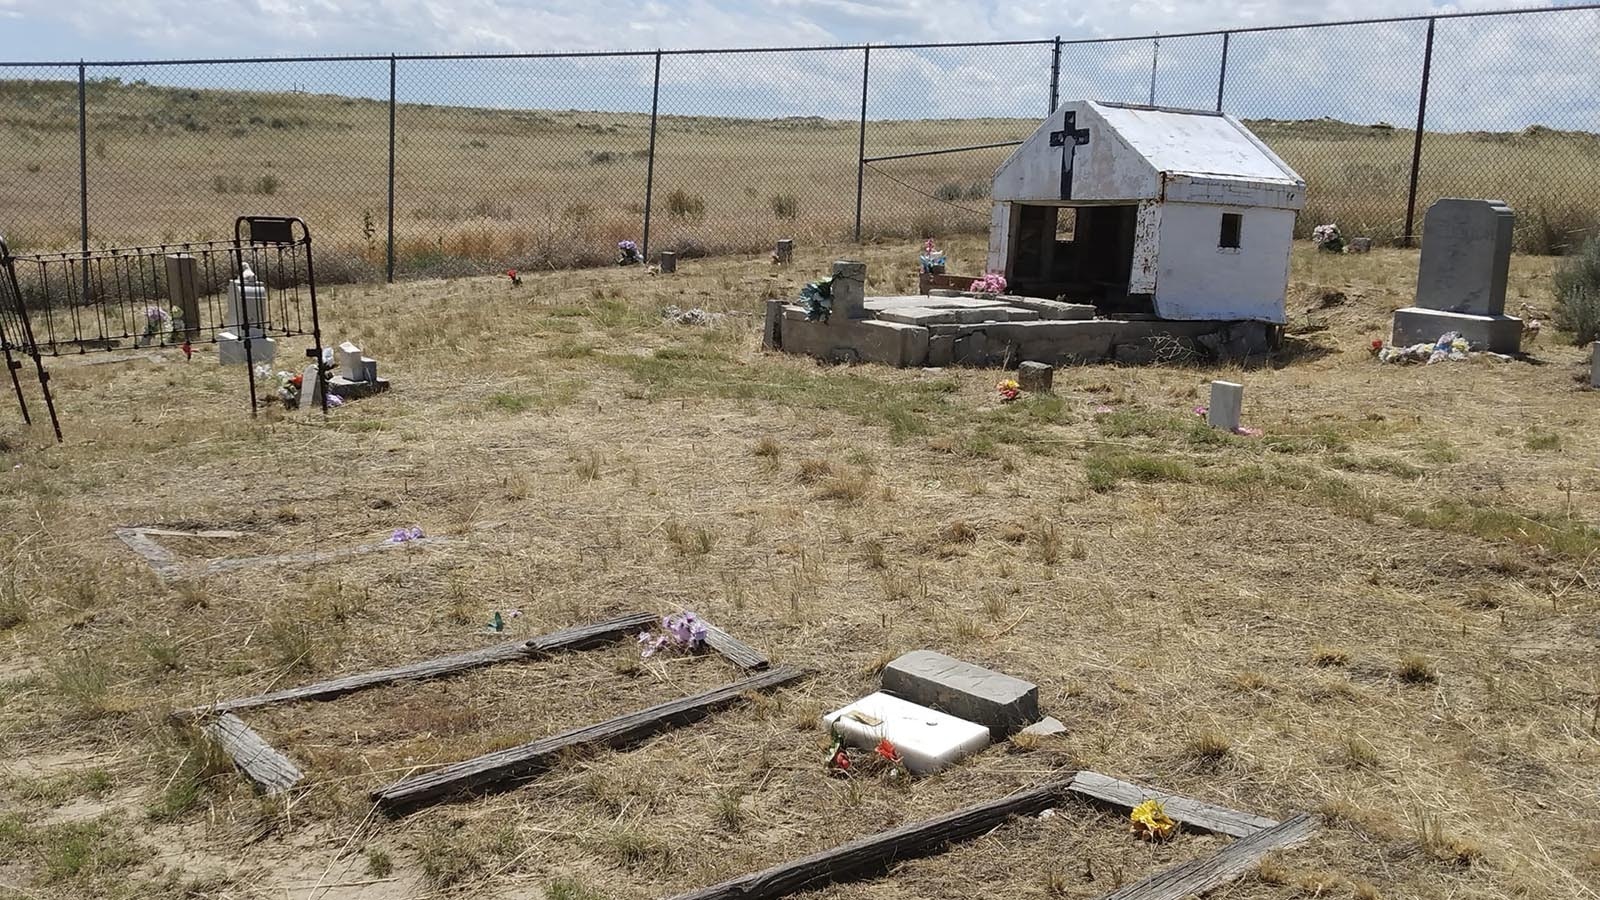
[987,100,1306,323]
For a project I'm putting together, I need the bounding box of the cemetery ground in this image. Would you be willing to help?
[1,237,1598,900]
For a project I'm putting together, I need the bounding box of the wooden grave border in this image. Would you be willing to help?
[171,611,800,810]
[665,770,1320,900]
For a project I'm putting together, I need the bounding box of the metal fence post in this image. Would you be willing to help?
[1215,32,1230,112]
[641,51,661,260]
[77,62,88,259]
[1403,18,1436,248]
[854,44,870,243]
[1048,36,1061,113]
[386,54,396,283]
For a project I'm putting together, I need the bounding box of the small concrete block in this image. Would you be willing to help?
[1391,307,1522,353]
[831,260,867,319]
[774,239,794,263]
[1017,361,1053,393]
[1207,380,1243,432]
[657,251,677,273]
[1348,237,1373,253]
[217,333,276,366]
[762,299,784,350]
[823,692,991,776]
[856,319,929,367]
[1416,198,1513,315]
[881,649,1040,735]
[1019,716,1067,738]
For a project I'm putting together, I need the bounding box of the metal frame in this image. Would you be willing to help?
[0,216,327,440]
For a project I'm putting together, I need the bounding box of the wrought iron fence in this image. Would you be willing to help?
[1,4,1597,283]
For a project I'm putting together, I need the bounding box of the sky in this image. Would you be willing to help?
[0,1,1596,130]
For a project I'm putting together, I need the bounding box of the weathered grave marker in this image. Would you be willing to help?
[164,253,201,340]
[329,340,390,399]
[658,251,677,273]
[831,260,867,320]
[774,239,794,264]
[1207,380,1243,432]
[881,649,1040,735]
[1017,361,1053,393]
[1591,342,1599,388]
[218,264,276,365]
[1392,199,1522,352]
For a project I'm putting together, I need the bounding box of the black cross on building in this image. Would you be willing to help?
[1048,111,1092,200]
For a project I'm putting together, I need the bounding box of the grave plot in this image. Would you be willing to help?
[667,773,1314,900]
[115,523,445,581]
[176,613,799,815]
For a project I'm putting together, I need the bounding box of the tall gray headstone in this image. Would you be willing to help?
[831,260,867,320]
[774,239,794,264]
[1416,199,1513,316]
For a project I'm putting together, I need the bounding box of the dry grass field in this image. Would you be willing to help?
[2,78,1598,279]
[1,236,1598,900]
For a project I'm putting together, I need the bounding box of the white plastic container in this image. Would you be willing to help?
[823,691,991,776]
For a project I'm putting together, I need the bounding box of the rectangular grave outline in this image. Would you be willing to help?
[664,771,1319,900]
[115,525,449,581]
[174,612,777,801]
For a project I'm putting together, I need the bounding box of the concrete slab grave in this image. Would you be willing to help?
[767,261,1277,368]
[880,649,1040,735]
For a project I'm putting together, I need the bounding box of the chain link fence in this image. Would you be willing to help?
[2,5,1598,283]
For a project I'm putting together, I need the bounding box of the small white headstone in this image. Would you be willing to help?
[1207,380,1243,432]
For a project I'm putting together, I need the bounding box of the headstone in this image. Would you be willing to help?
[1592,342,1600,389]
[831,260,867,320]
[1416,199,1513,316]
[1347,237,1373,254]
[774,239,794,264]
[1207,380,1243,432]
[823,692,991,776]
[298,363,322,410]
[762,299,783,351]
[338,341,378,383]
[657,251,677,274]
[225,265,269,337]
[1017,361,1053,393]
[165,254,201,340]
[1391,200,1521,353]
[881,649,1040,735]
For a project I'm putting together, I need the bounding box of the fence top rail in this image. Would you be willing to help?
[0,4,1594,68]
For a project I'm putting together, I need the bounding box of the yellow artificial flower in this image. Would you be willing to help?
[1130,798,1177,841]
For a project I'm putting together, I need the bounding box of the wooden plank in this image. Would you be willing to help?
[666,779,1077,900]
[702,624,770,671]
[178,612,656,719]
[204,713,303,794]
[1068,770,1279,838]
[1095,812,1319,900]
[372,664,807,813]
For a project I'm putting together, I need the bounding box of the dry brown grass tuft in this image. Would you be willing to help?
[1395,654,1438,684]
[1311,645,1351,667]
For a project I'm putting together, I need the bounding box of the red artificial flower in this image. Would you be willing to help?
[1370,338,1384,353]
[180,340,193,360]
[832,750,851,771]
[874,739,901,763]
[290,374,303,387]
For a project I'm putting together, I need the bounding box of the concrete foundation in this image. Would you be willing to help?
[1391,307,1522,354]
